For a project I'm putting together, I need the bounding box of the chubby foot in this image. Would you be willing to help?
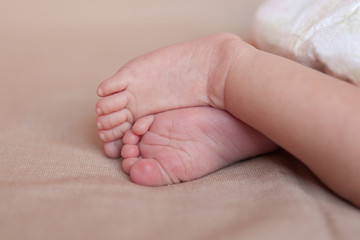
[96,33,251,158]
[121,107,278,186]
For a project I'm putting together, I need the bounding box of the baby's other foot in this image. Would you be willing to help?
[121,107,278,186]
[96,34,251,157]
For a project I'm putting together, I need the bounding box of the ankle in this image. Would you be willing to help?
[206,33,256,109]
[226,36,258,85]
[223,36,258,110]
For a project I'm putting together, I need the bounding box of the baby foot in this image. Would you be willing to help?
[97,109,133,158]
[96,33,250,157]
[121,107,278,186]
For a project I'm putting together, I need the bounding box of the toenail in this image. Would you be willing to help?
[97,122,103,129]
[98,88,104,96]
[96,108,103,115]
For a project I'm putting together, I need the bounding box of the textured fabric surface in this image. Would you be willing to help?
[1,0,360,239]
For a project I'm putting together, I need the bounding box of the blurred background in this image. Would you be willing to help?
[0,0,262,94]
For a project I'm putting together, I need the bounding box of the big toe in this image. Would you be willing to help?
[97,70,129,97]
[129,159,173,187]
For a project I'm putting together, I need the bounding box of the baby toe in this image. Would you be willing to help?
[121,144,140,159]
[96,92,129,115]
[98,122,132,142]
[97,108,133,130]
[97,73,128,97]
[103,140,123,159]
[132,115,155,135]
[123,130,141,145]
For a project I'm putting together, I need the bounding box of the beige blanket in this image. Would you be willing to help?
[1,0,359,239]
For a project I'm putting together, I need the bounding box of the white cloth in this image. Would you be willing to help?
[253,0,360,86]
